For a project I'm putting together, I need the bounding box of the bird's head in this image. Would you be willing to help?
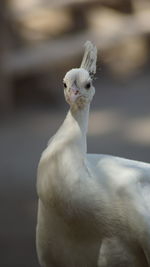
[63,41,97,109]
[63,68,95,108]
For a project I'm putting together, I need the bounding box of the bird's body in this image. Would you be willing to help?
[36,42,150,267]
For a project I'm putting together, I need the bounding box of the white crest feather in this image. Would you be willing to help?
[80,41,97,79]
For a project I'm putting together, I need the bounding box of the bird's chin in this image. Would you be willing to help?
[76,95,88,105]
[71,96,89,110]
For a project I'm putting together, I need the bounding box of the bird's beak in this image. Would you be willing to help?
[69,85,80,103]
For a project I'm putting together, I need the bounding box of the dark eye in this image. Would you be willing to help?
[63,82,67,88]
[85,82,91,90]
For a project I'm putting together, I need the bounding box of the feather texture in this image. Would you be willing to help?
[36,41,150,267]
[80,41,97,79]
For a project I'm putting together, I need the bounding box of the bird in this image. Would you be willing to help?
[36,41,150,267]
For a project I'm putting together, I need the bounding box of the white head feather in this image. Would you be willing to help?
[80,41,97,79]
[63,41,97,108]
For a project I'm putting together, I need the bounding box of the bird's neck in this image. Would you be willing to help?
[63,104,90,154]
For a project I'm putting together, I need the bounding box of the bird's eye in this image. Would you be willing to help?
[63,82,67,88]
[85,82,91,90]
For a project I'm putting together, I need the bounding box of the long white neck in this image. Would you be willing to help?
[62,104,90,155]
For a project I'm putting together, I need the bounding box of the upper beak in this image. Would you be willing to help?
[69,85,80,103]
[71,86,79,95]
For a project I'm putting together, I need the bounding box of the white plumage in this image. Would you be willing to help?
[36,41,150,267]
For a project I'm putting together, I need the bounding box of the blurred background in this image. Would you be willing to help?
[0,0,150,266]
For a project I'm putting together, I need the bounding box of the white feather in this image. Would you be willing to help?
[80,41,97,78]
[36,42,150,267]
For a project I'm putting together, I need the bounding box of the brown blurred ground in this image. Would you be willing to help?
[0,0,150,266]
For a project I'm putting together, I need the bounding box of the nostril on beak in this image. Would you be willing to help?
[71,87,79,95]
[75,90,79,95]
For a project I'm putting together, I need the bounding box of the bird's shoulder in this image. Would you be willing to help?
[87,153,150,186]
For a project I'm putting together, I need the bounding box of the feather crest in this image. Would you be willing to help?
[80,41,97,79]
